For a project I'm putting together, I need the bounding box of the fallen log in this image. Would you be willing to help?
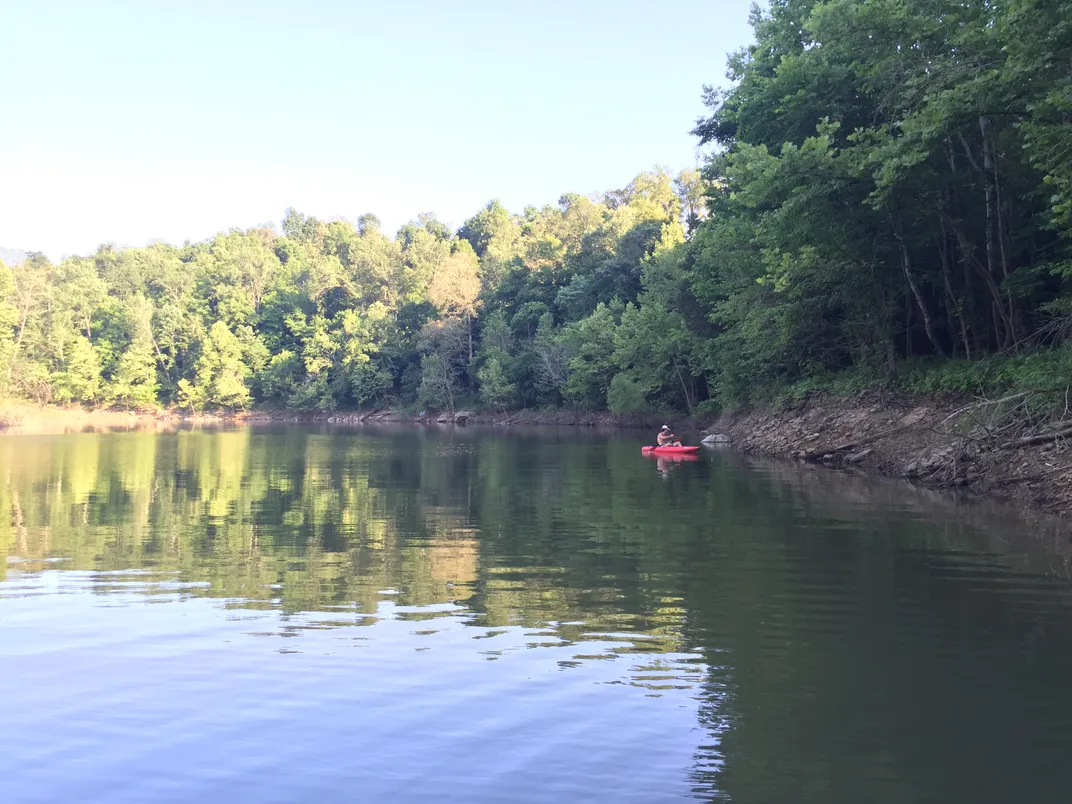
[1001,463,1072,483]
[938,389,1039,426]
[1000,424,1072,450]
[799,422,918,461]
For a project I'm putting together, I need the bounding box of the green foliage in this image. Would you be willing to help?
[287,374,337,412]
[892,350,1072,397]
[560,303,621,409]
[0,261,19,393]
[607,373,647,415]
[418,354,453,411]
[683,0,1072,409]
[417,317,468,413]
[258,350,302,402]
[182,321,253,411]
[52,336,102,404]
[106,297,159,409]
[108,340,158,409]
[476,356,515,412]
[767,348,1072,409]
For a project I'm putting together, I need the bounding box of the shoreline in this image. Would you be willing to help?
[6,398,1072,526]
[707,393,1072,523]
[0,404,214,435]
[0,403,663,435]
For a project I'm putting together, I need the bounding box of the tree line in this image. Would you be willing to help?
[3,0,1071,415]
[0,169,701,414]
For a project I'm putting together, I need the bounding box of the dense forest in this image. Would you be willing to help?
[2,0,1071,415]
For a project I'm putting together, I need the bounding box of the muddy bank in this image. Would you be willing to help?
[706,393,1072,520]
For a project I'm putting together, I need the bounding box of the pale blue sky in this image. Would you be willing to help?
[1,0,755,259]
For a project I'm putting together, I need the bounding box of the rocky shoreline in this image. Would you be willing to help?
[706,393,1072,521]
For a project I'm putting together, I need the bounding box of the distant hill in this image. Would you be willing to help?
[0,247,28,264]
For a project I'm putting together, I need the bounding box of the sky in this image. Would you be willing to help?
[0,0,756,260]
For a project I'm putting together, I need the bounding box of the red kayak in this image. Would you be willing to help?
[641,445,700,455]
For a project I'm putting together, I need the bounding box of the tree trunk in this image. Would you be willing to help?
[941,211,1014,348]
[152,336,172,382]
[939,227,971,359]
[905,293,912,358]
[7,308,30,382]
[897,239,946,357]
[939,146,971,359]
[981,137,998,297]
[979,116,1016,349]
[989,123,1020,346]
[674,361,694,414]
[946,139,982,357]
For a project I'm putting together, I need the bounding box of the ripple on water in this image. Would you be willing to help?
[4,428,1072,803]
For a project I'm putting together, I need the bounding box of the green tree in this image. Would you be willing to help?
[6,256,51,390]
[180,321,253,411]
[107,298,159,409]
[428,240,482,365]
[606,373,646,415]
[476,356,515,412]
[560,303,621,409]
[52,336,102,404]
[418,318,468,414]
[0,261,19,391]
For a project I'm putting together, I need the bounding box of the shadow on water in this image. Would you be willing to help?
[3,425,1072,802]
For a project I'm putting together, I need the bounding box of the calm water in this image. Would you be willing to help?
[3,426,1072,803]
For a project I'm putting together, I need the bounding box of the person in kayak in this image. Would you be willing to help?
[656,425,680,447]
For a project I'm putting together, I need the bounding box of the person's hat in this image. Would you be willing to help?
[661,425,670,430]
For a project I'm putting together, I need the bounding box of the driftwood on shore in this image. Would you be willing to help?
[799,421,920,461]
[799,391,1072,464]
[1000,425,1072,450]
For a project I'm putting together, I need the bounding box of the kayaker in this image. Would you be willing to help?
[656,425,680,447]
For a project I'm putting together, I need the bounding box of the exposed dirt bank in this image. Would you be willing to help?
[706,392,1072,520]
[0,403,216,435]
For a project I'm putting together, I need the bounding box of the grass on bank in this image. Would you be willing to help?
[761,347,1072,412]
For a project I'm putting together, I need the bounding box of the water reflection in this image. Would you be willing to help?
[3,426,1072,802]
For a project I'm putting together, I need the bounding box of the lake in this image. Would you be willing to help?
[3,425,1072,803]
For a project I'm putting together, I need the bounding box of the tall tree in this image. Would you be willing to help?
[179,321,254,411]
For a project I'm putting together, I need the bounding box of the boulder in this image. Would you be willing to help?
[434,411,471,424]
